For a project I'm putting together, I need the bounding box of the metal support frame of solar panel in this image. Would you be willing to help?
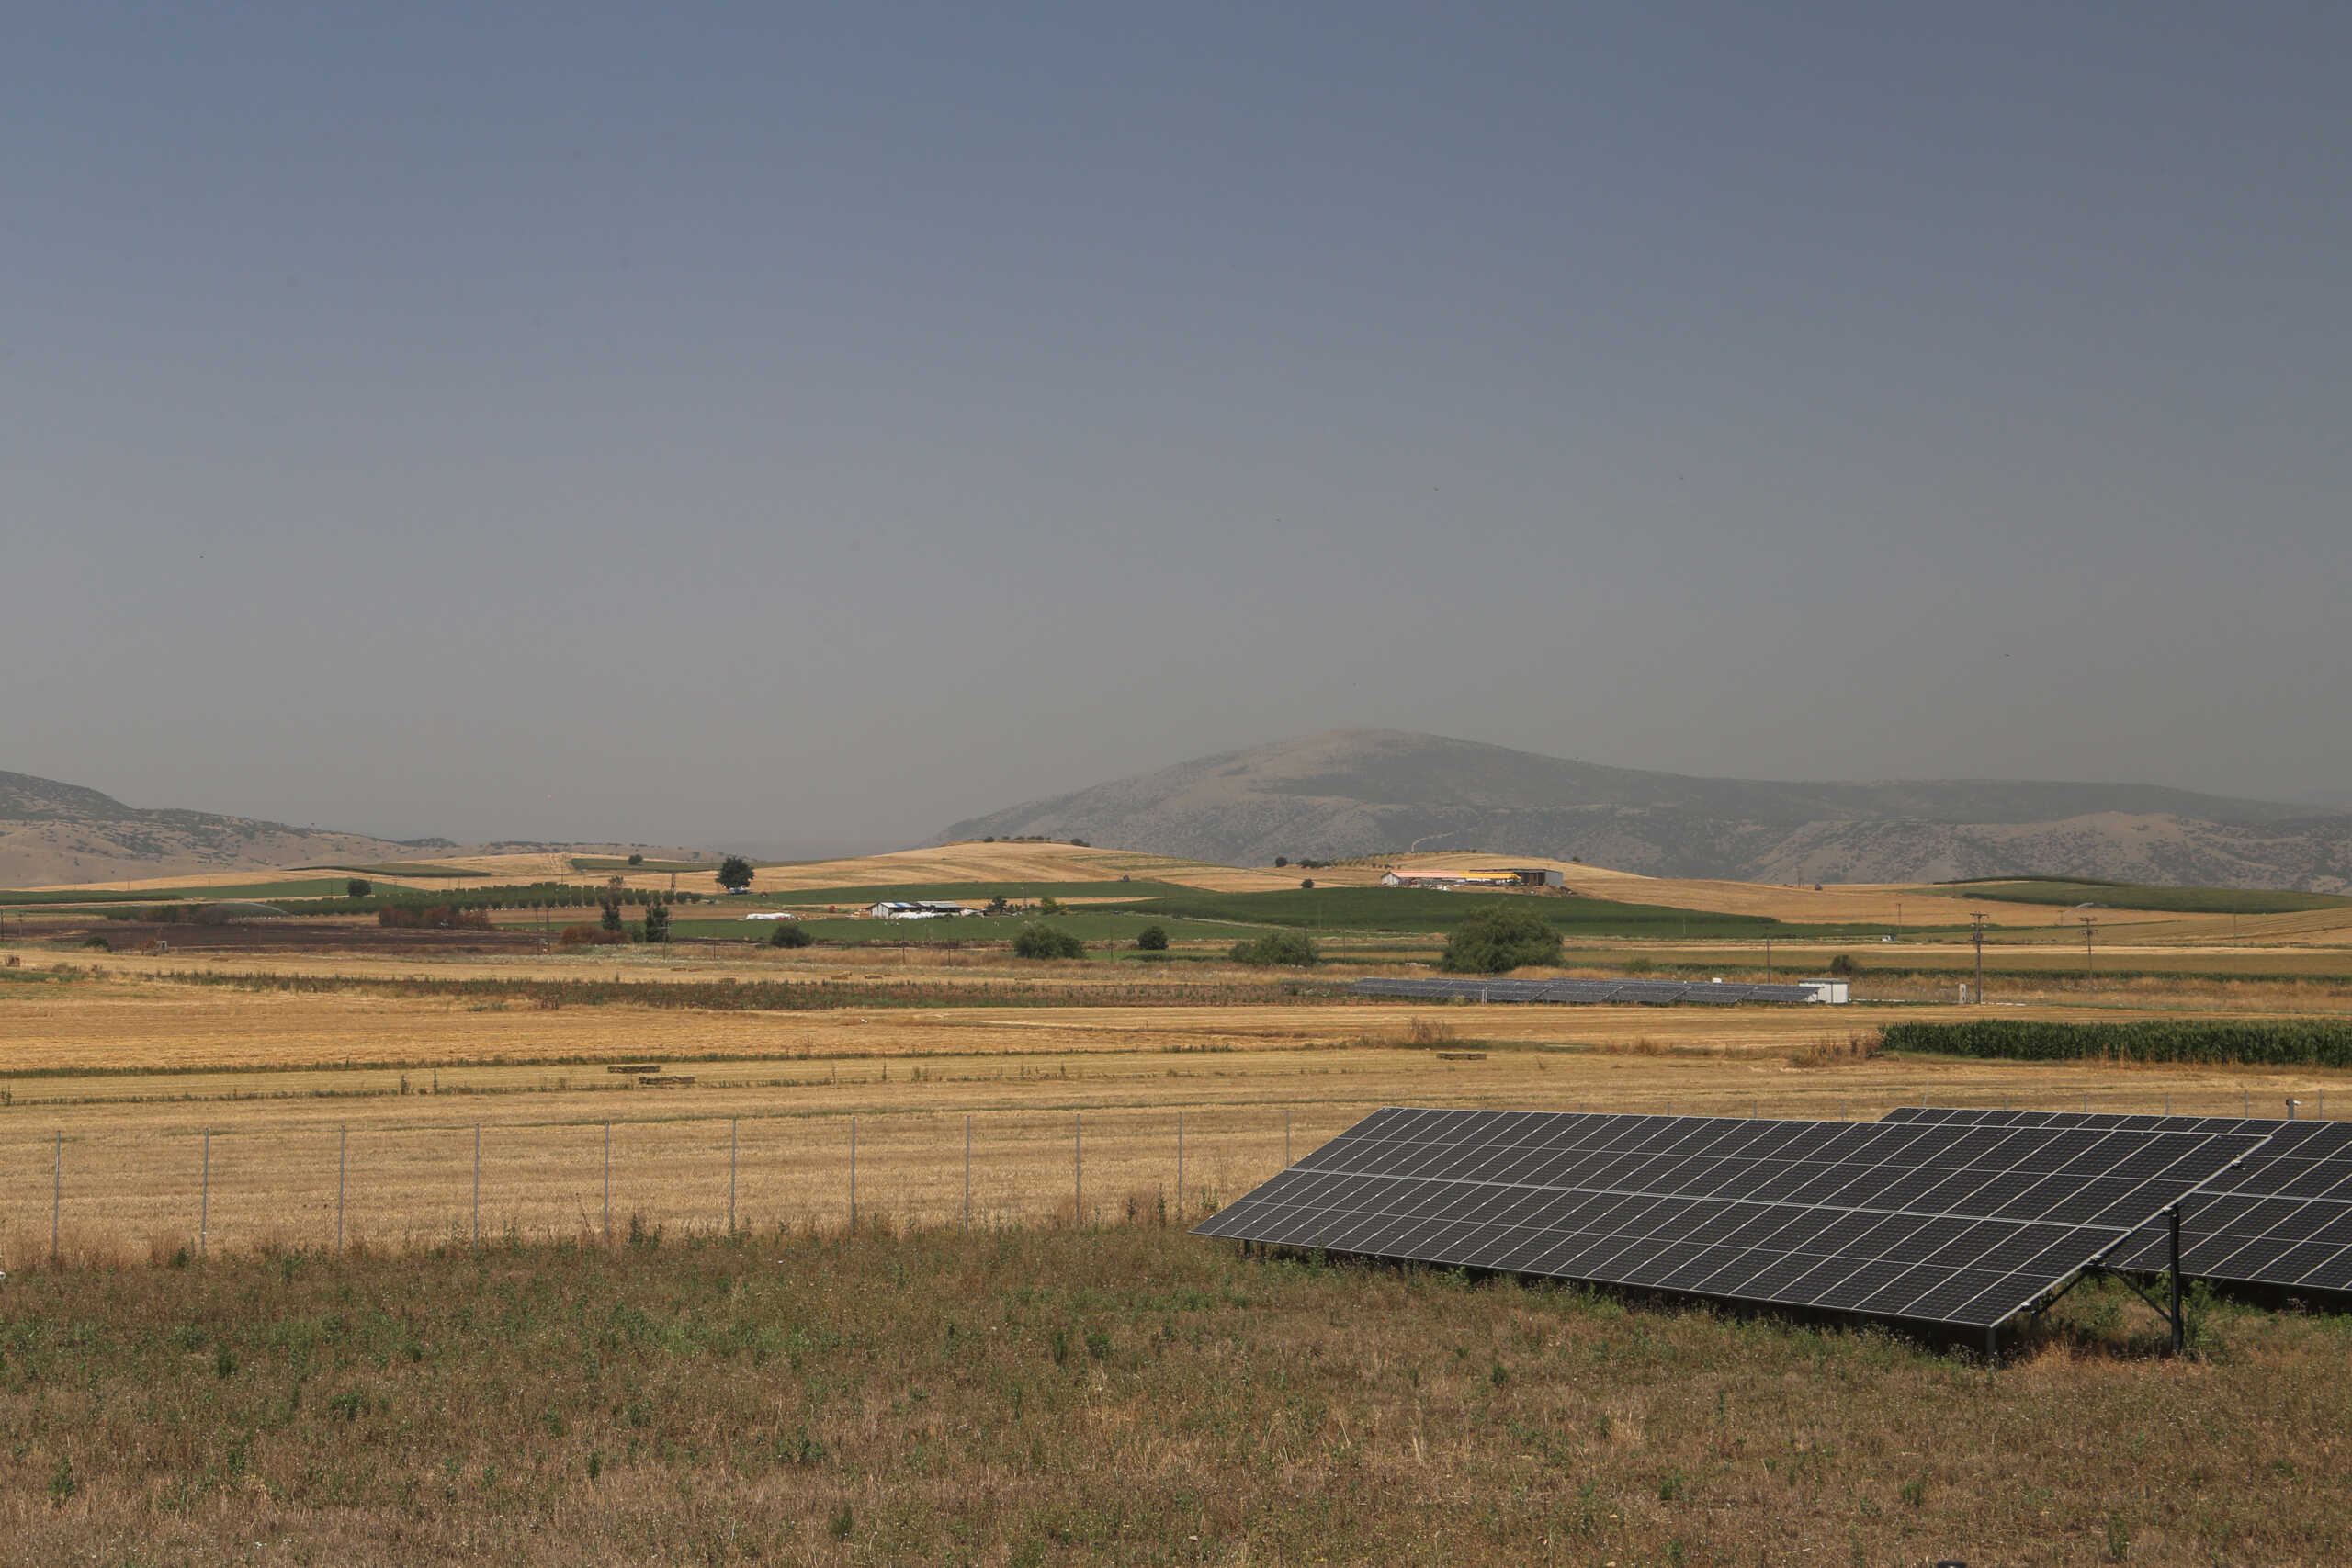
[1883,1107,2352,1296]
[1350,976,1822,1006]
[1194,1107,2263,1333]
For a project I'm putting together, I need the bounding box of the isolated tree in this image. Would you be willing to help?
[601,900,624,934]
[1012,923,1087,960]
[1036,896,1065,917]
[1828,953,1864,977]
[643,903,670,942]
[1273,856,1288,868]
[1229,931,1318,967]
[716,856,754,893]
[985,895,1010,915]
[627,852,644,865]
[770,920,813,949]
[1135,924,1170,952]
[345,878,372,897]
[1300,878,1315,889]
[1439,908,1562,975]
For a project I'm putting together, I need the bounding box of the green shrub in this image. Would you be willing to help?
[345,878,372,897]
[1135,924,1169,952]
[1228,930,1319,967]
[769,920,813,949]
[1828,953,1864,977]
[1439,908,1562,974]
[1012,924,1088,961]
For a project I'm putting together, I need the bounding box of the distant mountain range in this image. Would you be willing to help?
[0,771,679,887]
[942,730,2352,891]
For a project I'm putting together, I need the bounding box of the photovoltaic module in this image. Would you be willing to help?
[1194,1106,2265,1332]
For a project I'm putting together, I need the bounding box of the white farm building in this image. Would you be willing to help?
[867,900,978,920]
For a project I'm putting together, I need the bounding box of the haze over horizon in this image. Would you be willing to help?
[8,5,2346,852]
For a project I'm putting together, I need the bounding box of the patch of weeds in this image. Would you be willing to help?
[1899,1475,1928,1508]
[1084,1330,1111,1362]
[775,1426,826,1467]
[2104,1513,2133,1562]
[48,1455,74,1502]
[827,1502,854,1540]
[213,1346,237,1379]
[1657,1468,1685,1502]
[1048,1326,1071,1366]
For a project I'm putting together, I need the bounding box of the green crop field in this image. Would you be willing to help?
[671,911,1261,949]
[0,879,355,908]
[1928,878,2352,915]
[570,857,714,874]
[292,863,481,879]
[763,880,1193,906]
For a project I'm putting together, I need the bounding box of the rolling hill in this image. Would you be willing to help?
[0,771,687,887]
[941,730,2352,891]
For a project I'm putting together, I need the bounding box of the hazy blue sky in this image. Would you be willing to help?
[7,4,2346,851]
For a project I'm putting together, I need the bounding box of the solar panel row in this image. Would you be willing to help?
[1883,1107,2352,1295]
[1194,1107,2263,1331]
[1350,976,1826,1006]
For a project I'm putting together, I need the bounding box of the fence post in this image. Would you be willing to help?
[199,1129,210,1259]
[849,1115,857,1233]
[472,1123,481,1247]
[603,1122,611,1244]
[336,1125,346,1254]
[729,1118,738,1234]
[963,1114,971,1231]
[51,1130,60,1268]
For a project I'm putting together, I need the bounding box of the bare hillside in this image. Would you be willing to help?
[0,771,691,887]
[942,730,2352,891]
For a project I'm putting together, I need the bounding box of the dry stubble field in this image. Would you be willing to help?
[5,939,2349,1268]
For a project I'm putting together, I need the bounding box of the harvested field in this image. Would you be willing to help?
[6,1011,2345,1266]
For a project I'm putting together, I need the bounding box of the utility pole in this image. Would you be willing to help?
[1971,913,1985,1005]
[2079,915,2098,991]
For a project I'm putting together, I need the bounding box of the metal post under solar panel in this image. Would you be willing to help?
[2168,1205,2184,1356]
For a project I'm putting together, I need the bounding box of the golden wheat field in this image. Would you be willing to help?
[3,942,2346,1268]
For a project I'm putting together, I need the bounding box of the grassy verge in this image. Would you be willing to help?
[1,1226,2344,1564]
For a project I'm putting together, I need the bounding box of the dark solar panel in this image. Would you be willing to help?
[1350,976,1826,1006]
[1881,1106,2352,1294]
[1195,1107,2263,1330]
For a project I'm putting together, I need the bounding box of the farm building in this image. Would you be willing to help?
[1379,867,1562,889]
[866,900,978,919]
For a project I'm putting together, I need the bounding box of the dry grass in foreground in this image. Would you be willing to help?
[0,1225,2345,1566]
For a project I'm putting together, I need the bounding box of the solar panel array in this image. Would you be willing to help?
[1884,1107,2352,1295]
[1195,1107,2263,1330]
[1350,976,1826,1006]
